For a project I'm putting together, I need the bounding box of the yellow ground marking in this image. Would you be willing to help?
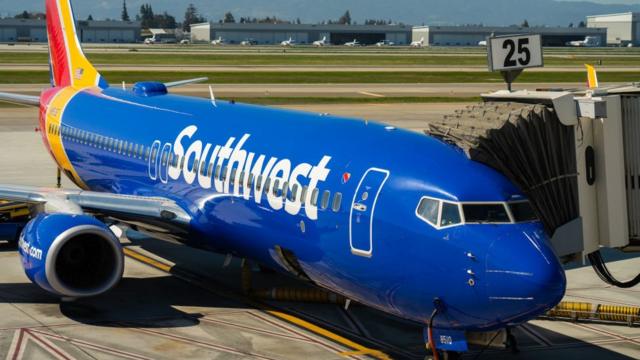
[122,246,390,359]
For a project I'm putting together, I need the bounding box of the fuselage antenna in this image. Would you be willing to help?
[209,85,217,107]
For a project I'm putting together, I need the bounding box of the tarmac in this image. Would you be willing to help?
[0,83,584,99]
[0,105,639,359]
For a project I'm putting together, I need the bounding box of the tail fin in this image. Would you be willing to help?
[46,0,108,89]
[585,64,599,89]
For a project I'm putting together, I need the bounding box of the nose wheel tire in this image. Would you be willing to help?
[425,351,462,360]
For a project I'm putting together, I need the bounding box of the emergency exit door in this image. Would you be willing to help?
[349,168,389,257]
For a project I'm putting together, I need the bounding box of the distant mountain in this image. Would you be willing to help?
[1,0,639,26]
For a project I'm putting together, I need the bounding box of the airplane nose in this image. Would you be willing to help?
[485,227,566,322]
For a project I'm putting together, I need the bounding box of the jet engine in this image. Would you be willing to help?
[18,213,124,298]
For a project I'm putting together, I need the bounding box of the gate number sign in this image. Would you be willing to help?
[488,34,543,72]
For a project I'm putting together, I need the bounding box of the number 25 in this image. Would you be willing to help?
[503,38,531,67]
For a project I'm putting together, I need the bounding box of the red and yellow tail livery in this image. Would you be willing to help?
[46,0,108,89]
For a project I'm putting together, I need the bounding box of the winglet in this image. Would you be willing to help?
[46,0,108,89]
[585,64,599,89]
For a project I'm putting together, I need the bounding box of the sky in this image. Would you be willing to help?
[0,0,638,24]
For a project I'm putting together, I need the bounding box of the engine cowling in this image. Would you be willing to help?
[19,213,124,298]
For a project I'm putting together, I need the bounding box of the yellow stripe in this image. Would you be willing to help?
[585,64,599,89]
[58,0,101,88]
[122,247,390,360]
[266,310,391,360]
[122,248,174,272]
[45,87,87,189]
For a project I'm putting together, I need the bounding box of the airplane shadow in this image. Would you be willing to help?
[0,275,245,329]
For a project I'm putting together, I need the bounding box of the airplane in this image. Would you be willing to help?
[211,36,225,46]
[0,0,566,358]
[375,40,395,47]
[344,39,360,47]
[240,38,258,46]
[312,36,327,47]
[567,36,601,48]
[411,37,425,48]
[280,37,296,47]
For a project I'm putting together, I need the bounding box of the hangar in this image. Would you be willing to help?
[190,22,412,45]
[587,12,640,46]
[411,25,607,47]
[0,18,141,43]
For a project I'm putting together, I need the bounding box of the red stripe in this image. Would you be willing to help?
[46,0,71,87]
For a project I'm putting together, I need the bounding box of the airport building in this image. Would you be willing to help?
[587,12,640,46]
[411,25,607,47]
[0,18,141,43]
[190,22,412,45]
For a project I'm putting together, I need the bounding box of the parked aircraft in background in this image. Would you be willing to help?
[0,1,567,359]
[410,37,425,48]
[280,37,296,47]
[313,36,328,47]
[344,39,360,47]
[376,40,395,47]
[478,40,487,46]
[211,37,225,46]
[567,36,601,47]
[240,38,258,46]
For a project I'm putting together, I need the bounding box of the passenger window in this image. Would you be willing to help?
[221,166,227,180]
[238,171,245,186]
[256,175,263,192]
[321,190,331,210]
[332,192,342,212]
[272,179,280,196]
[161,151,168,165]
[200,161,207,175]
[463,204,510,223]
[215,165,222,180]
[230,168,237,182]
[440,202,461,227]
[417,197,440,226]
[290,184,299,201]
[311,188,320,206]
[134,144,139,156]
[207,162,214,177]
[128,143,134,156]
[301,186,309,204]
[193,159,200,174]
[248,173,255,188]
[150,147,157,161]
[282,181,289,198]
[264,177,271,193]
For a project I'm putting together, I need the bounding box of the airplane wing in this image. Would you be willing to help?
[0,92,40,107]
[0,184,191,239]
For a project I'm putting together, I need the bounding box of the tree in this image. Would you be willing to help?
[223,12,235,23]
[521,19,529,28]
[87,14,94,21]
[139,4,154,28]
[183,4,206,31]
[568,22,573,28]
[338,10,351,25]
[17,10,29,19]
[121,0,130,21]
[578,21,586,28]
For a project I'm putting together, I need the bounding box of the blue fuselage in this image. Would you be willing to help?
[48,86,566,330]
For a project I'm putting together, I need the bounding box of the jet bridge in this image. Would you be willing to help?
[425,86,640,287]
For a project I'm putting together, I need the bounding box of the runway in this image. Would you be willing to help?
[2,64,639,72]
[0,83,584,99]
[0,105,639,359]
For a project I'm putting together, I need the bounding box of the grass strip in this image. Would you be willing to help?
[0,70,638,84]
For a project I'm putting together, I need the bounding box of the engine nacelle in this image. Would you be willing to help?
[19,213,124,298]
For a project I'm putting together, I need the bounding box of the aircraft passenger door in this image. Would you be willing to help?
[349,168,390,258]
[158,143,172,184]
[148,140,161,181]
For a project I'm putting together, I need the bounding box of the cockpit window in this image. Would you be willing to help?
[417,197,440,226]
[463,204,510,223]
[509,201,538,222]
[441,202,462,226]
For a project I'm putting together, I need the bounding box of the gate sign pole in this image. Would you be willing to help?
[487,34,543,92]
